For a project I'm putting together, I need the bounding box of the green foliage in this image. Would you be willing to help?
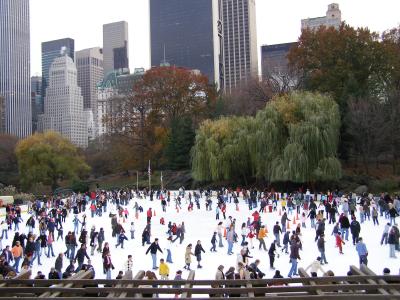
[70,180,90,193]
[164,117,196,170]
[192,91,342,183]
[15,131,90,191]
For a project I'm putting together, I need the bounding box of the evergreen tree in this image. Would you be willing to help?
[165,117,195,170]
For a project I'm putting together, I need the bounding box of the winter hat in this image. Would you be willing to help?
[383,268,391,275]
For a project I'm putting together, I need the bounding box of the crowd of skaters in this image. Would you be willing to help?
[0,187,398,288]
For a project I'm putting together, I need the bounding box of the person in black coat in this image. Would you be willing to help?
[268,241,277,269]
[74,244,89,272]
[55,253,63,279]
[350,217,361,245]
[339,214,350,241]
[48,267,60,279]
[194,240,205,268]
[146,239,163,270]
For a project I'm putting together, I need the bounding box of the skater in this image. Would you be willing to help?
[194,240,205,268]
[146,238,163,270]
[217,222,224,247]
[11,241,23,273]
[350,217,361,245]
[97,228,105,253]
[130,222,135,239]
[210,232,217,252]
[103,252,114,280]
[115,232,128,249]
[388,227,397,258]
[165,236,173,263]
[305,257,325,276]
[317,234,328,264]
[74,244,89,272]
[258,225,267,251]
[240,223,248,246]
[159,258,169,280]
[273,222,282,247]
[335,232,345,254]
[282,231,290,254]
[184,244,195,270]
[125,255,133,272]
[268,240,277,269]
[355,237,368,267]
[381,223,391,245]
[287,240,301,278]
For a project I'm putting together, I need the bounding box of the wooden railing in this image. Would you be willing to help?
[0,265,399,299]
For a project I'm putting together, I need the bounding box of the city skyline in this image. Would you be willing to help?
[30,0,400,77]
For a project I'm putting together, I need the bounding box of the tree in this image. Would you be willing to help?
[0,134,19,185]
[192,92,342,184]
[105,66,217,170]
[164,117,196,170]
[288,24,387,161]
[344,98,386,174]
[15,131,90,190]
[288,24,382,108]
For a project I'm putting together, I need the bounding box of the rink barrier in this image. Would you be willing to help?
[1,272,400,299]
[39,270,92,298]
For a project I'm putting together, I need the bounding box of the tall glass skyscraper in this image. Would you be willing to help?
[150,0,224,88]
[0,0,31,138]
[222,0,258,93]
[31,76,42,133]
[41,38,74,98]
[103,21,129,75]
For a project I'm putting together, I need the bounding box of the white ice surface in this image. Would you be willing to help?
[4,193,399,279]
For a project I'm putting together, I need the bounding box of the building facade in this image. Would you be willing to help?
[150,0,224,88]
[301,3,341,31]
[0,96,5,134]
[31,76,42,133]
[76,47,104,139]
[97,68,144,136]
[222,0,258,93]
[41,38,74,98]
[261,42,297,79]
[0,0,31,138]
[103,21,129,75]
[38,54,88,148]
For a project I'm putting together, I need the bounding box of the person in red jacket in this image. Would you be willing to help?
[252,211,260,223]
[335,232,345,254]
[147,208,153,223]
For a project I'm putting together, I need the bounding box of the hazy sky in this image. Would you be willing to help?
[30,0,400,76]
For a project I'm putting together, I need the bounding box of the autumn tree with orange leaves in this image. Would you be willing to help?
[103,66,217,171]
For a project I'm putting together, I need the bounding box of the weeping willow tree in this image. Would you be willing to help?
[192,91,342,183]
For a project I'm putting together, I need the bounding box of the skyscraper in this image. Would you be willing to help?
[31,76,42,133]
[150,0,224,88]
[261,42,297,79]
[39,53,88,148]
[41,38,74,98]
[0,0,31,138]
[301,3,342,31]
[76,48,104,111]
[103,21,129,75]
[222,0,258,93]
